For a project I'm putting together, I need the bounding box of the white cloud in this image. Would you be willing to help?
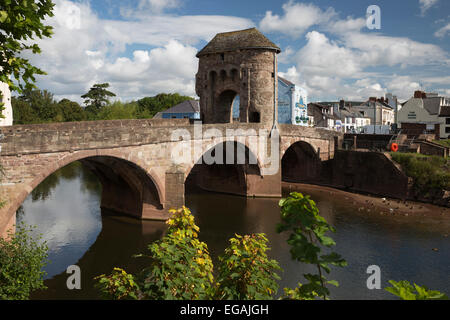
[385,76,421,99]
[341,32,447,67]
[277,46,295,64]
[260,1,335,37]
[277,15,447,101]
[296,31,362,78]
[419,0,439,15]
[140,0,181,13]
[435,23,450,38]
[22,0,254,102]
[324,17,366,34]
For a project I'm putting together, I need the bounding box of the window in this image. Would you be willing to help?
[446,118,450,125]
[249,111,260,123]
[446,127,450,134]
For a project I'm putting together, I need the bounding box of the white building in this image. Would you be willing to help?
[397,91,450,139]
[0,82,13,126]
[353,98,395,127]
[277,77,309,126]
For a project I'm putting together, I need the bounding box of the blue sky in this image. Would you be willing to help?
[25,0,450,102]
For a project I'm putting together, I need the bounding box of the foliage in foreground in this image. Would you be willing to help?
[138,206,215,300]
[215,234,281,300]
[95,268,140,300]
[95,206,281,300]
[277,192,347,300]
[385,280,448,300]
[0,0,55,92]
[0,222,49,300]
[94,201,447,301]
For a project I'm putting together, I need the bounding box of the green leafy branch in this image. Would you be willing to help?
[277,192,347,300]
[385,280,448,300]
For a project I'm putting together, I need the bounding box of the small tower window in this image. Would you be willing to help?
[220,53,225,61]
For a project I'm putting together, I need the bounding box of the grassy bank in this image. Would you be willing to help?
[390,152,450,193]
[433,139,450,148]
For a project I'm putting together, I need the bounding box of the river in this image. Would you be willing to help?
[16,162,449,300]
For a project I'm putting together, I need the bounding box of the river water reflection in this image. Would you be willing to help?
[17,162,449,300]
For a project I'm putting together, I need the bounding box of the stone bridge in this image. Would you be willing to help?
[0,118,341,236]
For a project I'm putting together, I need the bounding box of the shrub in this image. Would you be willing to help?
[0,223,49,300]
[135,207,215,300]
[391,152,450,191]
[95,207,281,300]
[95,268,140,300]
[215,234,281,300]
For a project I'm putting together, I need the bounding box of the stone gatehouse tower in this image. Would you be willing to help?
[195,28,281,126]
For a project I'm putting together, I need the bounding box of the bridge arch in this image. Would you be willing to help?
[185,140,263,197]
[4,150,165,231]
[281,140,322,183]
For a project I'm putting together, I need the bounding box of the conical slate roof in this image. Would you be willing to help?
[196,28,281,57]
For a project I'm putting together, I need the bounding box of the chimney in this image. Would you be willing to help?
[414,91,426,99]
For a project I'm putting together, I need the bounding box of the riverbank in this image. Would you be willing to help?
[282,182,450,219]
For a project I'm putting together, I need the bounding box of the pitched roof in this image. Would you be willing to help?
[196,28,281,57]
[161,100,200,114]
[423,98,441,115]
[278,76,294,87]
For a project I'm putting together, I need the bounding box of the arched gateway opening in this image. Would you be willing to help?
[281,141,321,183]
[215,90,239,123]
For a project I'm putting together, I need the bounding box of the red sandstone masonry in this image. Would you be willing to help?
[0,120,341,237]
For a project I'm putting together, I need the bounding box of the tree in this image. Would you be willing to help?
[58,99,86,122]
[12,88,59,123]
[95,101,137,120]
[81,83,116,116]
[11,96,37,124]
[0,0,55,93]
[136,93,192,118]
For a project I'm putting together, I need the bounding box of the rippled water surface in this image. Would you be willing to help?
[17,162,449,300]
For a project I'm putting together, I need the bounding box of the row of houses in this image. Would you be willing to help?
[307,91,450,139]
[308,96,397,134]
[2,77,449,139]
